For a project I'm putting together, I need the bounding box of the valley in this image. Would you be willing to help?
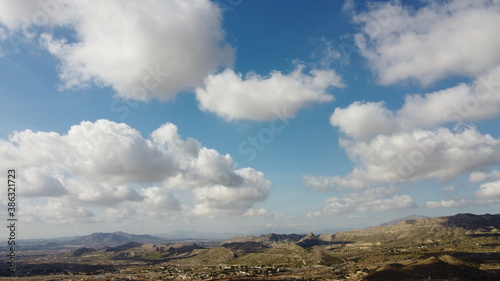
[1,213,499,280]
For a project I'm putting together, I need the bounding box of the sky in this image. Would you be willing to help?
[0,0,500,239]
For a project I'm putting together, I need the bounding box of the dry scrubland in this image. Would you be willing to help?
[1,214,499,280]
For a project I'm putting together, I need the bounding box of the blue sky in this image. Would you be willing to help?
[1,0,500,239]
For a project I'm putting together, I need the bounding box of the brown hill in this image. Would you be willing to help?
[223,233,306,245]
[295,233,330,248]
[320,213,500,245]
[364,255,498,281]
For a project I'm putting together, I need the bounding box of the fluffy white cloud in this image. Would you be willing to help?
[312,62,500,190]
[399,66,500,127]
[329,66,500,139]
[306,127,500,189]
[475,180,500,203]
[195,66,343,121]
[330,101,395,140]
[469,170,500,183]
[425,199,468,209]
[0,119,271,219]
[192,168,271,216]
[61,179,143,206]
[354,0,500,85]
[22,167,68,197]
[0,0,233,100]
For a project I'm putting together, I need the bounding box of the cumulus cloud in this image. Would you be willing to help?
[399,66,500,127]
[0,119,271,220]
[475,180,500,203]
[192,168,271,216]
[311,187,415,216]
[309,63,500,190]
[354,0,500,85]
[306,126,500,189]
[425,199,469,209]
[329,66,500,140]
[469,170,500,183]
[102,186,185,221]
[22,167,68,197]
[330,101,395,140]
[0,0,233,100]
[20,201,98,224]
[322,197,352,215]
[195,66,343,121]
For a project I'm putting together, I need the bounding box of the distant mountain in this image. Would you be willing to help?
[223,233,306,245]
[320,213,500,245]
[156,230,242,240]
[68,231,168,247]
[377,214,429,227]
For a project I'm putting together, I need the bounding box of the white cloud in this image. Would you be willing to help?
[469,170,500,183]
[22,167,68,197]
[310,37,343,67]
[302,174,366,190]
[364,194,415,211]
[195,66,343,121]
[354,0,500,85]
[0,0,233,100]
[243,208,273,217]
[341,186,399,205]
[0,120,271,219]
[475,180,500,203]
[329,66,500,139]
[330,101,395,140]
[192,168,271,216]
[313,187,415,216]
[20,201,98,224]
[306,127,500,189]
[64,120,176,184]
[311,63,500,190]
[323,197,351,214]
[399,66,500,127]
[306,211,322,218]
[61,179,143,206]
[425,199,468,208]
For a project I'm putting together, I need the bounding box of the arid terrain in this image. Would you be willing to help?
[1,213,499,280]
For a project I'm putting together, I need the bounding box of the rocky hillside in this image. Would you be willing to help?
[320,213,500,245]
[223,233,306,245]
[364,255,498,281]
